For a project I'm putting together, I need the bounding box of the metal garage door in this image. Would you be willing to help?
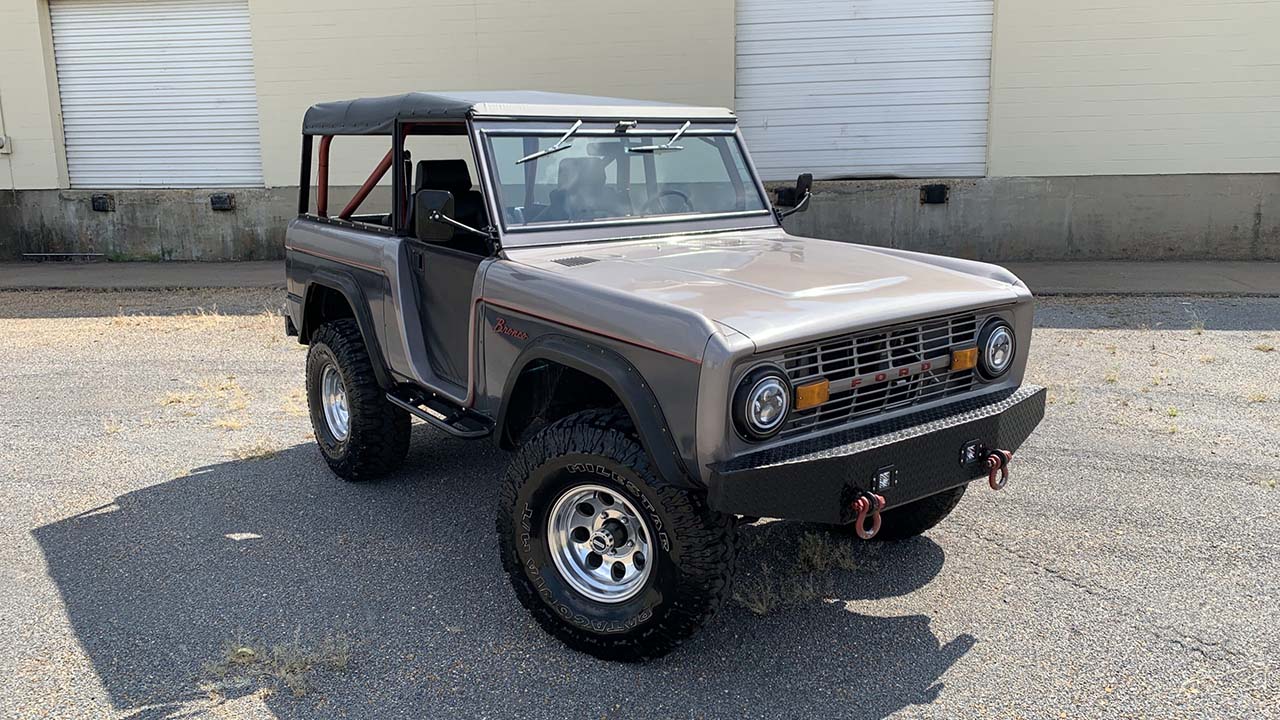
[735,0,993,180]
[49,0,264,188]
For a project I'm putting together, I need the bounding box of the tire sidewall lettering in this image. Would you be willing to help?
[516,458,673,635]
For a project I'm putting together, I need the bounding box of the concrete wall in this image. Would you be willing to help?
[988,0,1280,176]
[0,186,381,261]
[781,175,1280,261]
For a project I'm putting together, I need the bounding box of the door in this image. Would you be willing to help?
[49,0,264,187]
[735,0,994,180]
[399,141,492,392]
[405,242,483,389]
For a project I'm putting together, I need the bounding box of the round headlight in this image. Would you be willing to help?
[978,320,1015,379]
[733,367,791,440]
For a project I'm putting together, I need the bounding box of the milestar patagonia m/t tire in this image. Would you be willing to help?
[838,484,968,541]
[306,319,410,481]
[497,409,736,661]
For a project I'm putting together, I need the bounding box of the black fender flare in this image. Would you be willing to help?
[495,334,699,489]
[300,270,393,389]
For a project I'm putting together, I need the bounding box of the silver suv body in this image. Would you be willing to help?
[284,92,1045,660]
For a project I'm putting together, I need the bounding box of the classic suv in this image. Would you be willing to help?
[283,91,1045,660]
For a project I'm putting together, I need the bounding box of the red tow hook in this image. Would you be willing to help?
[851,491,887,540]
[985,449,1013,490]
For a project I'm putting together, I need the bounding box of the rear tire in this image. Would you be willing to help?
[839,484,967,541]
[306,319,410,481]
[498,409,736,661]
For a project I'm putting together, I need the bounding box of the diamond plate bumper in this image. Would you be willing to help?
[706,385,1046,524]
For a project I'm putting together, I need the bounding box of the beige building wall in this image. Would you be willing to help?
[248,0,736,187]
[988,0,1280,176]
[1,0,734,190]
[0,0,65,190]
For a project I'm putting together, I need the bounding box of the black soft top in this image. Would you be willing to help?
[301,91,735,135]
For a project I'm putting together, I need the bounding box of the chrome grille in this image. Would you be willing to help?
[774,311,980,438]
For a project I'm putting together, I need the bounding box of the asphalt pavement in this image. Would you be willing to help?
[1,289,1277,719]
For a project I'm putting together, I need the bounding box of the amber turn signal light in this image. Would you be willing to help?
[951,346,979,372]
[794,379,830,410]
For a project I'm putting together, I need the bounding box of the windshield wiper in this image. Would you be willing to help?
[516,119,582,165]
[627,120,690,154]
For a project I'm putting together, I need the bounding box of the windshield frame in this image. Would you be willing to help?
[472,118,776,247]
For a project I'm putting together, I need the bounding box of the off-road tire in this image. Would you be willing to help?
[498,409,736,661]
[306,319,410,480]
[840,484,967,541]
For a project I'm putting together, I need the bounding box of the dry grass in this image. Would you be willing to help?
[795,531,858,574]
[281,388,308,417]
[733,562,826,616]
[229,437,282,461]
[1247,392,1270,404]
[731,528,862,615]
[102,417,122,435]
[212,415,249,432]
[203,633,351,697]
[158,375,251,414]
[1254,342,1276,353]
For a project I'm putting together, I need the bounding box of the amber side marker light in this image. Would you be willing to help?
[795,379,830,411]
[952,346,979,372]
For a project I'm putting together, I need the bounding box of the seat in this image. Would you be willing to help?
[414,159,488,230]
[544,157,623,222]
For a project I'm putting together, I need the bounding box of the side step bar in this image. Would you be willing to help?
[386,392,492,439]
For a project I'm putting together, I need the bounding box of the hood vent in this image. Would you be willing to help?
[551,256,599,267]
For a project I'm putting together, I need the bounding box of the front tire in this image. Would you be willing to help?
[497,409,736,661]
[306,319,410,481]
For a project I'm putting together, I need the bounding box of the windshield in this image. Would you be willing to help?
[483,123,768,231]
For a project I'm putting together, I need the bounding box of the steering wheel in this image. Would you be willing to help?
[643,189,693,215]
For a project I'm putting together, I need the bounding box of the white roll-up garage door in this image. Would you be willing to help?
[49,0,264,188]
[736,0,992,180]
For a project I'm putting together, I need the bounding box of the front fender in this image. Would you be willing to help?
[495,334,698,489]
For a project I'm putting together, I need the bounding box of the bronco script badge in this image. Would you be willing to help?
[493,317,529,341]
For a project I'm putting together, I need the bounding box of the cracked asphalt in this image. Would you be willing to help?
[1,289,1277,719]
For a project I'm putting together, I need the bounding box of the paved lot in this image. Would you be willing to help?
[1,289,1278,719]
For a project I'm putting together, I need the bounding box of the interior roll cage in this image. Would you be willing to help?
[296,119,494,247]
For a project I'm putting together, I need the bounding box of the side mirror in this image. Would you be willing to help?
[794,173,813,206]
[775,173,813,218]
[414,189,456,242]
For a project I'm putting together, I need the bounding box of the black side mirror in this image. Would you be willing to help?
[414,189,456,242]
[776,172,813,219]
[794,173,812,205]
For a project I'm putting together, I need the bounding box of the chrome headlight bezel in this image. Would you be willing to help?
[733,365,792,441]
[978,319,1016,380]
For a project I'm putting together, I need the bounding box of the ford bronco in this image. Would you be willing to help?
[284,91,1045,660]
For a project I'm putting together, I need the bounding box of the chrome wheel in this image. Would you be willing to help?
[320,364,350,442]
[547,484,654,603]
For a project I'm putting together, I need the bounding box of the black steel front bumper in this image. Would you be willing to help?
[706,385,1046,525]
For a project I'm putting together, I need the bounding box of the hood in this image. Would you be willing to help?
[505,229,1024,350]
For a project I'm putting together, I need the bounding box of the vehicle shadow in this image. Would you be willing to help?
[33,430,972,720]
